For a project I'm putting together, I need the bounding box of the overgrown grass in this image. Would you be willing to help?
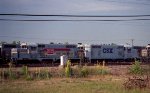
[0,78,149,93]
[95,65,110,75]
[35,68,52,79]
[0,62,150,93]
[0,64,110,80]
[72,63,110,78]
[0,62,19,80]
[20,65,28,76]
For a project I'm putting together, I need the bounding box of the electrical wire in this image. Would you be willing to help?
[1,13,150,17]
[0,18,150,21]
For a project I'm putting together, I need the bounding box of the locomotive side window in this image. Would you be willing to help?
[22,45,27,48]
[92,45,101,48]
[30,46,36,51]
[3,45,17,48]
[66,45,76,48]
[38,44,45,48]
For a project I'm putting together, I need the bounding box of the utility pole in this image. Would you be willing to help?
[131,39,134,47]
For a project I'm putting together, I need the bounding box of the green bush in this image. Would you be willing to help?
[129,61,143,75]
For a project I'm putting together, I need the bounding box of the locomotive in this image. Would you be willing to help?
[83,44,140,62]
[141,44,150,62]
[11,43,81,63]
[0,43,20,64]
[0,42,146,64]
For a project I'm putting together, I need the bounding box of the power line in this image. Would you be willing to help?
[1,13,150,17]
[0,18,150,21]
[0,19,125,21]
[1,13,150,21]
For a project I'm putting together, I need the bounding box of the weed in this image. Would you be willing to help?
[37,69,52,79]
[6,62,18,80]
[95,64,109,75]
[72,65,89,78]
[21,65,28,76]
[57,68,65,77]
[26,74,34,81]
[31,68,52,80]
[65,60,72,77]
[80,66,89,77]
[20,65,32,80]
[129,61,143,75]
[2,70,9,79]
[97,68,109,75]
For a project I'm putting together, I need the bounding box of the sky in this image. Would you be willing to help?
[0,0,150,46]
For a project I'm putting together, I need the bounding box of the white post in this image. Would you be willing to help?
[60,55,68,66]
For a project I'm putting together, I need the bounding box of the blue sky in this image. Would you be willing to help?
[0,0,150,46]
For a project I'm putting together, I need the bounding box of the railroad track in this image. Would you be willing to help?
[0,61,140,68]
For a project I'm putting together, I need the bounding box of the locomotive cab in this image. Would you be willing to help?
[124,46,139,62]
